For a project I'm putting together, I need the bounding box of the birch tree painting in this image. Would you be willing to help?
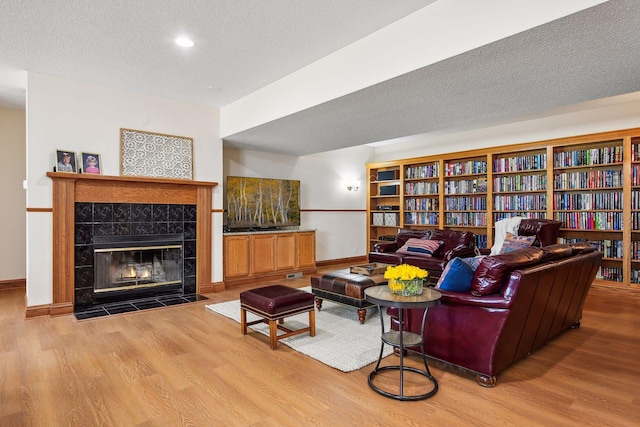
[227,177,300,228]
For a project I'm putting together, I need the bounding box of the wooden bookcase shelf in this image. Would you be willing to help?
[366,128,640,289]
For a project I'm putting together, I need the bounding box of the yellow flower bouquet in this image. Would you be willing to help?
[384,264,428,296]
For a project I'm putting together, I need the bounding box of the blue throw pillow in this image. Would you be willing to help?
[435,257,474,292]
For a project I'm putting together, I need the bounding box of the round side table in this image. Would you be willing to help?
[364,285,441,401]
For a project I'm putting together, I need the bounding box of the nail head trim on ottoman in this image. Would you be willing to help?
[240,285,316,349]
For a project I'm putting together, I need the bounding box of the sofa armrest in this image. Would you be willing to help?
[437,289,512,309]
[373,242,399,253]
[387,289,512,324]
[442,246,477,263]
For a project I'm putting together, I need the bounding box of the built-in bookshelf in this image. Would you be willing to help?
[366,128,640,289]
[443,156,488,247]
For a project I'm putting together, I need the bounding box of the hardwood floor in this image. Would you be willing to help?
[1,271,639,426]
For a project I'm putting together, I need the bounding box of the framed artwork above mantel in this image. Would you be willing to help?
[120,128,193,180]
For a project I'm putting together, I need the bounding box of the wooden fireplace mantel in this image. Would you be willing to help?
[45,172,218,317]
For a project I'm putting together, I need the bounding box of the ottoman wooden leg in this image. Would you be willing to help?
[269,320,278,349]
[309,309,316,337]
[315,297,323,310]
[357,308,367,324]
[241,308,247,334]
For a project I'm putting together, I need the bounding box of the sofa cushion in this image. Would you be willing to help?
[541,243,574,261]
[430,229,474,254]
[435,258,474,292]
[499,233,536,254]
[570,242,596,254]
[470,247,544,296]
[396,238,444,257]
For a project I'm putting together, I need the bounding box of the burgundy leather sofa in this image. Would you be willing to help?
[388,243,602,386]
[368,229,476,282]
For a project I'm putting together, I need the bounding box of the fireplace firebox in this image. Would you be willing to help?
[93,234,183,294]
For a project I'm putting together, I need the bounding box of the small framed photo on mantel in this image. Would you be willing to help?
[81,152,102,174]
[55,150,77,173]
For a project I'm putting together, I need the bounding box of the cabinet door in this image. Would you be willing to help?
[296,231,316,269]
[224,235,250,278]
[251,234,276,274]
[275,234,296,270]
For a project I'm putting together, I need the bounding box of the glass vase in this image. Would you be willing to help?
[388,279,424,296]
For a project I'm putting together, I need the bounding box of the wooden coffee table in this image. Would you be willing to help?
[310,268,388,324]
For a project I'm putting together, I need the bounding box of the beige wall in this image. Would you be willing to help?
[0,108,26,281]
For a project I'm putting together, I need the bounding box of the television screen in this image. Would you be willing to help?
[226,176,300,230]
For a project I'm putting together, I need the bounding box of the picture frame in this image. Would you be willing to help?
[55,150,77,173]
[81,152,102,175]
[120,128,193,179]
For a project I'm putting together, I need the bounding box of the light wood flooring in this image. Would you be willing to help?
[1,269,639,426]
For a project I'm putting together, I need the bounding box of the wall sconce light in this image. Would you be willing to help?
[346,180,361,192]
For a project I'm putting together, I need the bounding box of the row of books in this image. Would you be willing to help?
[405,198,438,211]
[559,238,623,259]
[493,175,547,192]
[631,212,640,229]
[596,267,624,282]
[405,163,439,179]
[494,195,546,211]
[553,145,623,168]
[553,170,623,189]
[631,241,640,260]
[554,211,623,230]
[631,191,640,209]
[631,142,640,162]
[404,212,439,225]
[553,192,623,210]
[405,182,439,195]
[444,196,487,211]
[632,165,640,186]
[444,160,487,176]
[494,212,547,221]
[445,212,487,227]
[493,154,546,173]
[630,270,640,284]
[444,179,487,194]
[474,234,488,249]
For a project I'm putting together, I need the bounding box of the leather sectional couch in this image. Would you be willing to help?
[388,242,602,386]
[368,228,476,282]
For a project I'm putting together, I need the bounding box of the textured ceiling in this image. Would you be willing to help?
[2,1,638,156]
[0,0,433,109]
[223,0,640,155]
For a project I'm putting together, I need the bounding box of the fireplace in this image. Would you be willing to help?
[93,234,184,295]
[41,173,217,319]
[74,203,197,311]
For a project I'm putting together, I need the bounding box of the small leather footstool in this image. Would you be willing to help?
[240,285,316,349]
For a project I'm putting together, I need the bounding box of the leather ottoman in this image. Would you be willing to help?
[310,268,387,324]
[240,285,315,349]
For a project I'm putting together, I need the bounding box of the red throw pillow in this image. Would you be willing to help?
[396,238,444,257]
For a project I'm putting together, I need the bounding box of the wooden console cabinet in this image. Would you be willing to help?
[223,230,316,285]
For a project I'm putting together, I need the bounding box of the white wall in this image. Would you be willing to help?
[26,72,222,307]
[223,144,375,261]
[0,108,26,281]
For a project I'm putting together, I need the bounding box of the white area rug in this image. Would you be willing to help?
[205,287,392,372]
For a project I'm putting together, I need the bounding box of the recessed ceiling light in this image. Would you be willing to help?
[175,37,194,48]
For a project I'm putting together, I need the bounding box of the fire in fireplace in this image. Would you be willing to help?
[93,234,184,296]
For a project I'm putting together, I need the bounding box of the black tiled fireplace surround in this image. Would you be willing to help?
[74,203,201,317]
